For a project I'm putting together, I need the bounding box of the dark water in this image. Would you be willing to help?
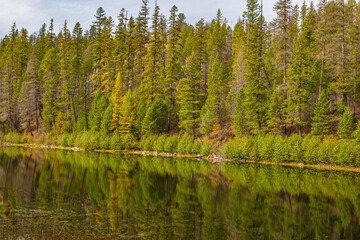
[0,148,360,239]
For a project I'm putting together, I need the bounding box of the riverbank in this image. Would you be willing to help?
[4,139,360,174]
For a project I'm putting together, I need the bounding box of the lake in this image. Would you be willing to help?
[0,147,359,239]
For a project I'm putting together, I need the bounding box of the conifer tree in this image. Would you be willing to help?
[337,107,354,139]
[241,0,268,133]
[232,87,247,136]
[134,0,149,85]
[177,53,202,140]
[124,16,136,91]
[101,102,113,134]
[272,0,294,84]
[39,48,60,129]
[118,90,136,134]
[141,4,163,102]
[111,72,123,131]
[92,7,107,87]
[200,54,227,133]
[311,91,331,137]
[268,86,287,134]
[141,97,167,135]
[89,90,109,131]
[286,5,316,137]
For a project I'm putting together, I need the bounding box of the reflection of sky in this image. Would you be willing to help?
[0,0,313,37]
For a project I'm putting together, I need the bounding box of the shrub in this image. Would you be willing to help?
[153,135,167,152]
[109,134,123,150]
[177,134,193,154]
[99,133,110,150]
[337,107,354,139]
[200,142,212,156]
[121,134,137,150]
[164,135,178,153]
[191,140,202,154]
[57,134,69,147]
[140,135,157,151]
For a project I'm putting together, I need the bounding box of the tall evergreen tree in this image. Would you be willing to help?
[177,53,202,140]
[311,91,331,137]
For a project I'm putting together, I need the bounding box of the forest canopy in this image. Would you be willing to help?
[1,0,360,140]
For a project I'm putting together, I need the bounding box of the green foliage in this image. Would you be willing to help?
[233,87,247,136]
[337,107,354,139]
[140,135,157,151]
[141,97,167,135]
[89,90,109,132]
[164,135,178,153]
[101,103,113,134]
[177,134,193,154]
[223,134,360,167]
[311,91,331,137]
[153,135,167,152]
[200,142,213,156]
[109,134,123,150]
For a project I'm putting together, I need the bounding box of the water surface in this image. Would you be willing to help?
[0,147,360,239]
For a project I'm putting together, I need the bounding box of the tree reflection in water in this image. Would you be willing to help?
[0,147,359,239]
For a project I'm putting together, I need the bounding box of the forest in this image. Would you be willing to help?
[2,0,360,163]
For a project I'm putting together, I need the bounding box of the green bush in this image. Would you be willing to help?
[164,135,178,153]
[57,134,69,147]
[200,142,212,156]
[121,134,138,150]
[67,133,77,147]
[109,134,123,150]
[140,135,157,151]
[257,134,276,161]
[191,140,202,154]
[177,134,193,154]
[153,135,167,152]
[99,133,110,150]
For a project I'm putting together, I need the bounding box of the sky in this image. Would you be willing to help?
[0,0,313,37]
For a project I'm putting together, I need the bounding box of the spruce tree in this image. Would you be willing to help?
[118,90,136,134]
[141,4,164,102]
[200,54,227,133]
[232,87,247,136]
[337,107,354,139]
[39,48,60,129]
[111,72,123,131]
[286,6,316,137]
[177,53,202,140]
[311,91,331,137]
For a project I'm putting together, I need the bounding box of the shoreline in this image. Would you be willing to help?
[2,142,360,173]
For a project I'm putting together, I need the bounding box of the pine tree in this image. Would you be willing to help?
[111,72,123,131]
[89,90,109,131]
[134,0,149,86]
[177,53,202,140]
[232,87,247,136]
[101,102,113,134]
[286,5,316,137]
[268,86,287,134]
[164,5,182,131]
[272,0,294,84]
[141,97,167,135]
[92,7,107,87]
[141,4,164,102]
[200,54,227,133]
[124,16,136,91]
[118,90,136,134]
[311,91,331,137]
[242,0,268,133]
[39,48,60,129]
[337,107,354,139]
